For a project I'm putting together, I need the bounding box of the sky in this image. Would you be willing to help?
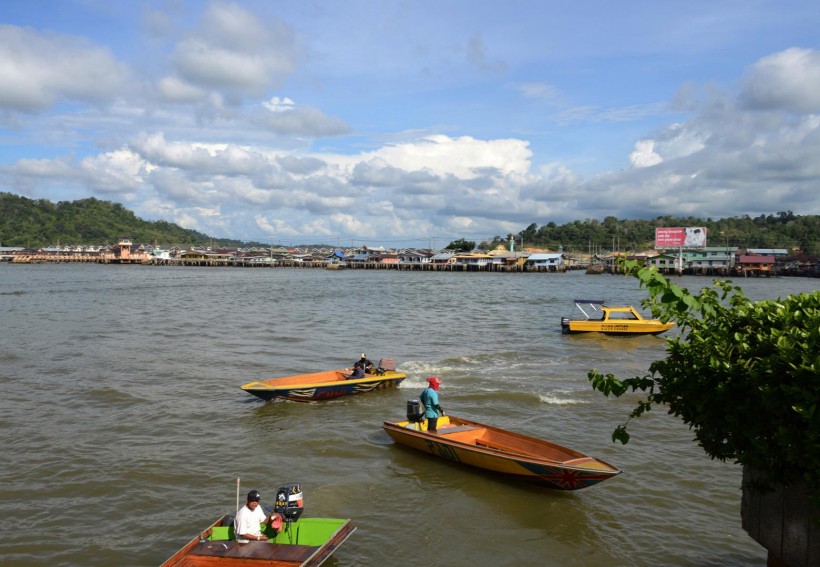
[1,0,820,249]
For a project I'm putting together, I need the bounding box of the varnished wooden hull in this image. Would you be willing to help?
[241,369,407,402]
[162,516,355,567]
[383,415,621,490]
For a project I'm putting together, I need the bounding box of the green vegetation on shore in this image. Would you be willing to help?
[2,192,819,253]
[492,213,820,255]
[0,193,268,249]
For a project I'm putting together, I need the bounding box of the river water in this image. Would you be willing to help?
[1,264,817,567]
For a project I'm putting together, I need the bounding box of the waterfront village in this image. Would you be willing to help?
[2,237,818,277]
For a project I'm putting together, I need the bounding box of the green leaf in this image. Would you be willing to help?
[588,271,820,489]
[612,426,631,445]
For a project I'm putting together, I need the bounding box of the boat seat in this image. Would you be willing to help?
[209,526,233,541]
[475,440,540,458]
[438,425,479,434]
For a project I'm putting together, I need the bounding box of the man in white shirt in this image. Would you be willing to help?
[234,489,281,543]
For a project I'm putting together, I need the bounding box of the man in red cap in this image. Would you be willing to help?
[420,376,444,432]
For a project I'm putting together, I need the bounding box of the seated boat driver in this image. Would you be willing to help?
[235,490,282,543]
[346,365,365,379]
[353,354,374,374]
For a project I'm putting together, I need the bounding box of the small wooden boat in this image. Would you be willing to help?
[561,299,675,336]
[161,515,355,567]
[241,358,406,402]
[382,413,621,490]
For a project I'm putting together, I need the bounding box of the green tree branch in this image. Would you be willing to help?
[589,260,820,490]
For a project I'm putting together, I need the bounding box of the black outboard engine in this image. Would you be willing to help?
[274,483,304,523]
[560,317,570,334]
[407,400,425,423]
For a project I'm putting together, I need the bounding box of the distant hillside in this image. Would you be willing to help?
[489,212,820,255]
[0,193,266,248]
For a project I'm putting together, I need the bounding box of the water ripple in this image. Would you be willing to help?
[1,265,813,566]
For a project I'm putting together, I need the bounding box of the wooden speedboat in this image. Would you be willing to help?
[561,299,675,336]
[241,358,406,402]
[161,515,355,567]
[382,414,621,490]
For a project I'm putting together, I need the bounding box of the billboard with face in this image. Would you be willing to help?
[655,227,707,248]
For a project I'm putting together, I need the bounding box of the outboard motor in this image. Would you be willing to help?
[406,400,425,423]
[375,358,396,376]
[274,483,304,523]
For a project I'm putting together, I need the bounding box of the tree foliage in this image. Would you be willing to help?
[487,212,820,255]
[0,193,267,248]
[589,261,820,490]
[444,238,476,252]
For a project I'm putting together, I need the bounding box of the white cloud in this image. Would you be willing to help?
[0,24,127,112]
[157,76,207,103]
[629,124,707,168]
[149,167,209,203]
[253,102,350,136]
[255,215,301,237]
[740,47,820,113]
[168,2,300,100]
[8,84,819,244]
[263,97,295,112]
[515,82,561,102]
[369,135,532,179]
[329,213,375,236]
[79,149,148,193]
[11,156,76,178]
[129,132,266,175]
[629,140,663,168]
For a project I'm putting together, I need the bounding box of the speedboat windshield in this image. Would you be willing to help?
[573,299,605,319]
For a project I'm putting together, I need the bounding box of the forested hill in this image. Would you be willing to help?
[0,193,258,248]
[490,213,820,255]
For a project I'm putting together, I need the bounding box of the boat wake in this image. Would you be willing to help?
[538,391,589,405]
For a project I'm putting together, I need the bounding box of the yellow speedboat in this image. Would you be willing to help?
[561,299,675,336]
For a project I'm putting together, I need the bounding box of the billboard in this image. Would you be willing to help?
[655,227,707,248]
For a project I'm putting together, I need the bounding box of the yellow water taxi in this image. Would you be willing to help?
[561,299,675,336]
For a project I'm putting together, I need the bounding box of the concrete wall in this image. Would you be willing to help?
[742,466,820,566]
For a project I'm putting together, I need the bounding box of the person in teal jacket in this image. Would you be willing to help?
[420,376,444,432]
